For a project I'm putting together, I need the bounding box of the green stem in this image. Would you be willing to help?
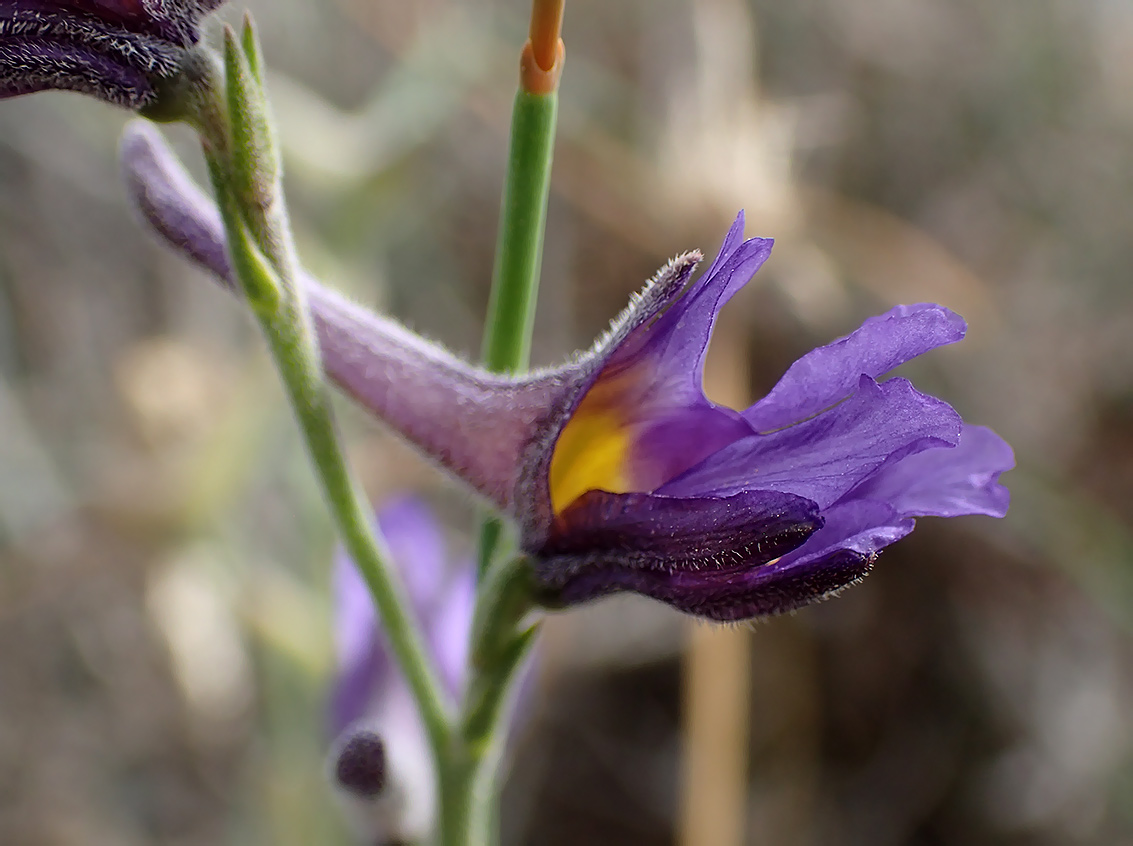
[481,88,558,373]
[438,749,489,846]
[445,22,562,846]
[476,87,559,582]
[202,150,452,753]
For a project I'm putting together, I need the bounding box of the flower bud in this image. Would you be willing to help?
[0,0,223,110]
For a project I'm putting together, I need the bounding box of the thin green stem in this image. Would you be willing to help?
[480,89,559,374]
[202,151,452,753]
[475,84,559,583]
[449,13,564,841]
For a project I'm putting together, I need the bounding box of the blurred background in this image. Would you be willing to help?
[2,0,1133,843]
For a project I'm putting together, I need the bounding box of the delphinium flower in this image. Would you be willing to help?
[123,122,1014,623]
[330,497,474,842]
[0,0,222,109]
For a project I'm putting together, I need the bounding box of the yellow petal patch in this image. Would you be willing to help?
[549,406,632,514]
[548,367,648,514]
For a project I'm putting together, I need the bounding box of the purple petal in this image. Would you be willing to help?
[375,498,447,612]
[330,553,385,735]
[328,638,385,737]
[850,423,1014,519]
[744,304,967,433]
[550,214,773,498]
[661,376,962,509]
[551,540,874,623]
[600,214,772,486]
[427,564,474,697]
[601,213,750,381]
[536,488,821,595]
[0,33,160,107]
[776,500,916,570]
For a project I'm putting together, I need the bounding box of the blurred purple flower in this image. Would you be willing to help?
[123,124,1014,623]
[330,497,473,839]
[331,497,472,737]
[0,0,222,108]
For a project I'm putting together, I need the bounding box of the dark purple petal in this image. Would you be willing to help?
[546,502,875,622]
[22,0,222,44]
[535,488,822,613]
[743,304,967,433]
[0,0,221,107]
[850,423,1014,519]
[0,34,157,105]
[661,375,961,509]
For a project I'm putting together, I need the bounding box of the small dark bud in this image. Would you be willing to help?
[334,730,388,798]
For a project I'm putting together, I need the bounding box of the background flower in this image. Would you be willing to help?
[329,497,473,843]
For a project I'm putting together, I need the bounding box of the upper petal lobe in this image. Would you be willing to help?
[744,304,966,433]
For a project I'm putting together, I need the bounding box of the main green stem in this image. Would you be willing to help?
[481,88,559,373]
[475,87,559,583]
[445,42,560,846]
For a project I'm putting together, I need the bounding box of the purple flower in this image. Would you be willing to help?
[532,268,1011,620]
[0,0,222,108]
[123,123,1014,623]
[331,497,474,839]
